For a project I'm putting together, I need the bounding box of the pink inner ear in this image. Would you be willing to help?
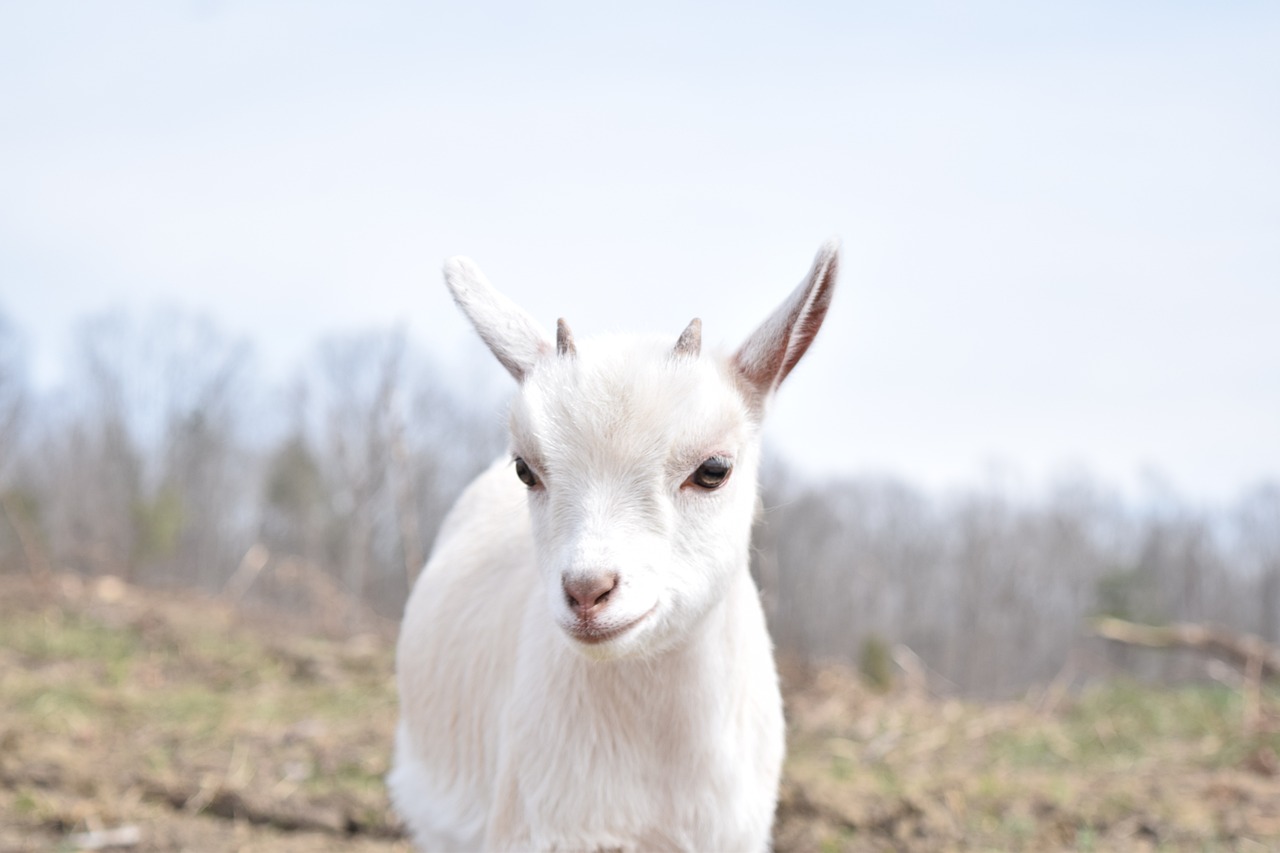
[733,326,787,396]
[733,246,838,399]
[776,263,836,385]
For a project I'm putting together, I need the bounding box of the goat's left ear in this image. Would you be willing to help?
[733,240,839,403]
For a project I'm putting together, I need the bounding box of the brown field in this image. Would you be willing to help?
[2,573,1278,852]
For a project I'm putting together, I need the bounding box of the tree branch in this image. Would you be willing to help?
[1092,616,1280,679]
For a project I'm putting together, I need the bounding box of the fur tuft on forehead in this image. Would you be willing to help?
[509,334,753,479]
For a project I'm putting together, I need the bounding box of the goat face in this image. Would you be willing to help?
[442,241,837,660]
[508,335,760,660]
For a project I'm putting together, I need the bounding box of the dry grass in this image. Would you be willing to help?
[1,572,1278,852]
[777,665,1280,851]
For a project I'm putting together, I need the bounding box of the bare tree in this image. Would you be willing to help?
[0,310,39,575]
[22,310,252,585]
[0,310,24,476]
[312,329,404,611]
[1235,484,1280,643]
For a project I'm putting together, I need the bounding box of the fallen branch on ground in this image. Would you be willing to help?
[1092,616,1280,680]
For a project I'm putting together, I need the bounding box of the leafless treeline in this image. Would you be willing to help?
[0,309,504,627]
[755,468,1280,695]
[1,307,1277,695]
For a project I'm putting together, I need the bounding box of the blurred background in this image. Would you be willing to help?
[2,1,1278,697]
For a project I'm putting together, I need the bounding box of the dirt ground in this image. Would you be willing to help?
[2,572,1278,852]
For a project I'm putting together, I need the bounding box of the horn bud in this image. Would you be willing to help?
[673,318,701,358]
[556,318,576,357]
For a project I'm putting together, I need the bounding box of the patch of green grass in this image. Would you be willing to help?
[868,762,902,797]
[990,729,1074,768]
[10,790,39,816]
[7,681,105,739]
[137,682,235,734]
[1001,810,1036,843]
[1074,681,1242,740]
[987,680,1280,772]
[326,759,387,794]
[828,753,855,781]
[1,608,141,674]
[819,828,857,853]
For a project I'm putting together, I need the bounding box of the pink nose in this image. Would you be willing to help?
[563,573,618,618]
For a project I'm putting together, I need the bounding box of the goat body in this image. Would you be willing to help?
[390,243,838,851]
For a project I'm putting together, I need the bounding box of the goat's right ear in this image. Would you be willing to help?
[444,257,552,383]
[733,240,839,405]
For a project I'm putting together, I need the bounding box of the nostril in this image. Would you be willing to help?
[563,573,618,615]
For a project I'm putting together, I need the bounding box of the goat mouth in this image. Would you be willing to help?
[567,605,657,645]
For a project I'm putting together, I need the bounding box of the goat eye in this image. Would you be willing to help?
[688,457,732,490]
[514,457,539,488]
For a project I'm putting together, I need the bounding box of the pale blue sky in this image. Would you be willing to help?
[2,1,1277,500]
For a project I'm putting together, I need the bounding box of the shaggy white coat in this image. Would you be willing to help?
[390,242,838,852]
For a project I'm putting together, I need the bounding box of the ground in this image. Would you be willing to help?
[1,573,1278,852]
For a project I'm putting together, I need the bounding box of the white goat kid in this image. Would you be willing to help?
[390,242,839,852]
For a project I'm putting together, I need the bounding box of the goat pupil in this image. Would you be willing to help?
[514,457,538,488]
[694,458,731,489]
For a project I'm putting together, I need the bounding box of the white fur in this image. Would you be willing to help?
[390,242,839,852]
